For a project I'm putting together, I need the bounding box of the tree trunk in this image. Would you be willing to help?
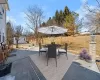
[41,36,44,44]
[16,39,18,48]
[35,21,39,45]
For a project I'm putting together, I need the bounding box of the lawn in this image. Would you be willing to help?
[43,35,100,56]
[14,35,100,56]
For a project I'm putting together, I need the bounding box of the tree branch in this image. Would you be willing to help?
[96,0,100,7]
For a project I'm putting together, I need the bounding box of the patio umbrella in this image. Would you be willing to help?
[38,26,67,43]
[38,26,67,35]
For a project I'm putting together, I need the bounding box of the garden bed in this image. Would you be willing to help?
[96,62,100,71]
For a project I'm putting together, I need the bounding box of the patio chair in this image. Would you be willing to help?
[58,43,68,59]
[47,44,57,67]
[39,43,47,56]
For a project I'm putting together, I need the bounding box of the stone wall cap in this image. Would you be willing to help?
[90,42,96,44]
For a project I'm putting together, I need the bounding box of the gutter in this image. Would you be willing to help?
[5,0,10,11]
[0,0,10,11]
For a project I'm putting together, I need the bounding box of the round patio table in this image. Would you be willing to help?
[43,44,62,48]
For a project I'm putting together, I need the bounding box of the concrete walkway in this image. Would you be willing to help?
[75,59,100,73]
[63,62,100,80]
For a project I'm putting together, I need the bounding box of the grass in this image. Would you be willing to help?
[13,35,100,56]
[43,35,100,56]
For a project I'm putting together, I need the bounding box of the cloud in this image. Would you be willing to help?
[76,0,98,19]
[75,0,100,31]
[75,0,87,19]
[7,16,16,24]
[76,6,88,19]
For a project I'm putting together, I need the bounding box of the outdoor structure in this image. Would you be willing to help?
[89,35,96,62]
[89,27,96,62]
[13,36,27,44]
[0,0,9,43]
[80,31,90,35]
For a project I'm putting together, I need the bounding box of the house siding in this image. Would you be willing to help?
[0,4,6,43]
[13,37,27,44]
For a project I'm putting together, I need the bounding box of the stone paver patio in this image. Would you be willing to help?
[0,47,100,80]
[30,53,76,80]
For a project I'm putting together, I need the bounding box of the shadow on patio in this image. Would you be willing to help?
[1,49,100,80]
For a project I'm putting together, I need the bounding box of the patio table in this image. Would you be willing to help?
[43,44,61,48]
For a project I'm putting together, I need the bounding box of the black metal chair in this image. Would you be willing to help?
[47,44,57,67]
[39,43,47,56]
[58,43,68,59]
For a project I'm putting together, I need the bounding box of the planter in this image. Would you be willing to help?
[79,57,84,60]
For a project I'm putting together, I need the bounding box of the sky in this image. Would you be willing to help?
[7,0,98,30]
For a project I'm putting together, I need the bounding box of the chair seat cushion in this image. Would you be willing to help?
[58,49,66,53]
[40,48,47,52]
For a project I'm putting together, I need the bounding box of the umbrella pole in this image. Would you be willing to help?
[61,34,64,44]
[61,36,62,44]
[61,34,63,44]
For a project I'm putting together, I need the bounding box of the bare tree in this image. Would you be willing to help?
[6,22,14,45]
[25,5,44,44]
[80,0,100,32]
[84,0,100,13]
[14,25,23,48]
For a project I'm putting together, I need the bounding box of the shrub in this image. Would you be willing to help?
[32,44,34,46]
[85,54,92,60]
[79,48,92,61]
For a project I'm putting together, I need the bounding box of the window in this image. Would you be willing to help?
[2,7,4,14]
[0,12,3,19]
[2,33,4,42]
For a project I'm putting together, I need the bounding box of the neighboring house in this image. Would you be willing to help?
[80,32,90,35]
[89,26,100,34]
[13,36,27,44]
[0,0,9,43]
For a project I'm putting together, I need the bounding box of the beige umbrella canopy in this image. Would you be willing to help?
[38,26,67,35]
[38,26,67,43]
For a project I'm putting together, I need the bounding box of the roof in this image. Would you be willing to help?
[0,0,6,4]
[80,32,90,35]
[0,0,9,10]
[5,0,9,10]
